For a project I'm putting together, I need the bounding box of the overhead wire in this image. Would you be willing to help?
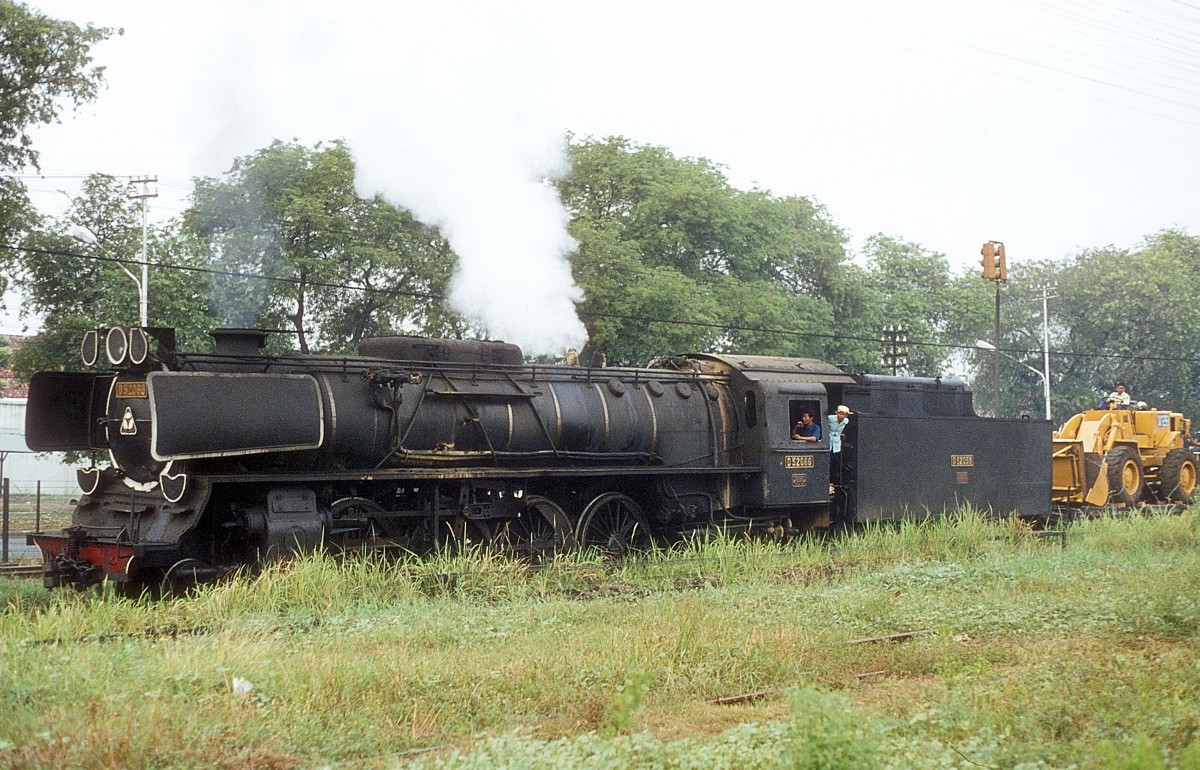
[945,1,1200,98]
[1,243,444,303]
[1081,0,1200,44]
[914,0,1200,85]
[1035,0,1200,58]
[819,0,1200,126]
[960,4,1200,93]
[1162,0,1200,14]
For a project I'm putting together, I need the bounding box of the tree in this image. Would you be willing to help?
[0,176,35,295]
[9,175,211,379]
[861,234,959,377]
[557,136,866,366]
[0,2,116,304]
[309,194,465,352]
[0,1,116,171]
[1050,231,1200,417]
[963,229,1200,421]
[184,140,464,353]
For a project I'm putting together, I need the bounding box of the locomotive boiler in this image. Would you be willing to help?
[25,325,1051,593]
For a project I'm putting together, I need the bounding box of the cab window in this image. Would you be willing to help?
[789,399,824,443]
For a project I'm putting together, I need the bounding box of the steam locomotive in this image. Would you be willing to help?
[25,325,1051,592]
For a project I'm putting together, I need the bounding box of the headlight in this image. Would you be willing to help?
[81,329,99,367]
[128,327,149,365]
[106,326,129,366]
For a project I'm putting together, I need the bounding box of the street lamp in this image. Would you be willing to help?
[71,225,147,328]
[976,340,1051,421]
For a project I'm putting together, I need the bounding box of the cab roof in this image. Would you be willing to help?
[686,353,857,384]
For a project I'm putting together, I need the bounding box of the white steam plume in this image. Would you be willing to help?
[187,1,588,356]
[349,3,586,354]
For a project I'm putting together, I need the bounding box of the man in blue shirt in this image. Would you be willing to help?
[792,410,822,442]
[827,405,851,484]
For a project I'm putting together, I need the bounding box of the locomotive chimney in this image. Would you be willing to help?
[210,328,268,357]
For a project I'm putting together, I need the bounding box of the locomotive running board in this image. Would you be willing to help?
[198,464,761,484]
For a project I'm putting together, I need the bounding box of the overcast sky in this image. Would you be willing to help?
[8,0,1199,340]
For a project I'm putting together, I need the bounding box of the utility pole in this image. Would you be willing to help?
[980,241,1007,416]
[1039,283,1058,422]
[127,176,157,327]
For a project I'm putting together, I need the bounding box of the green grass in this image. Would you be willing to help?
[2,510,1199,769]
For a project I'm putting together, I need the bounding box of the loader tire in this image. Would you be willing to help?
[1104,446,1143,508]
[1159,448,1197,504]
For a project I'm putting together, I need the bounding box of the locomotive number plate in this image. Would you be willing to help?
[950,454,974,467]
[115,381,148,399]
[784,455,814,469]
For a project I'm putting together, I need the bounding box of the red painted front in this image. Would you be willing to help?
[31,534,135,579]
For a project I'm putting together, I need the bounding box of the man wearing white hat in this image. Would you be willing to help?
[828,405,852,485]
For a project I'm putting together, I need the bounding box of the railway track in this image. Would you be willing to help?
[0,563,42,579]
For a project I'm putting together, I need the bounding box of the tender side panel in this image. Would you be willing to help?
[148,372,324,460]
[25,371,114,451]
[852,415,1052,520]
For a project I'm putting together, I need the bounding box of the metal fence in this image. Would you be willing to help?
[2,478,75,563]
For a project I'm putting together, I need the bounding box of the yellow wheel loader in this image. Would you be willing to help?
[1052,405,1198,508]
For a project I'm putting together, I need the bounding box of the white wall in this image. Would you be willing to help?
[0,398,80,495]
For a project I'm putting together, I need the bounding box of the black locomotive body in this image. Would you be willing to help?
[25,326,1051,591]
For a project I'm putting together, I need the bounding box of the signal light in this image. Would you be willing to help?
[980,241,1006,282]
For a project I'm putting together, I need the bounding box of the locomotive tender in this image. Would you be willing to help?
[25,325,1051,592]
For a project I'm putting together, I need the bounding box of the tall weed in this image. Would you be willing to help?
[785,686,880,769]
[600,670,652,737]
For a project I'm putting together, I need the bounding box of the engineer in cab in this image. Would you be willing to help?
[791,410,822,443]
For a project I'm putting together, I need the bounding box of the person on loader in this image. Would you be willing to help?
[1099,382,1132,409]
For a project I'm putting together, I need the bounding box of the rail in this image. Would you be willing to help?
[0,563,40,578]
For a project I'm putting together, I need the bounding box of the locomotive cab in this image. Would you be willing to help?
[685,353,857,529]
[762,384,832,507]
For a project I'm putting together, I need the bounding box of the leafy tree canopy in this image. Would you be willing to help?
[558,136,870,366]
[0,1,116,172]
[183,140,465,354]
[10,175,211,380]
[0,2,116,304]
[861,234,959,377]
[7,117,1197,435]
[963,229,1200,421]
